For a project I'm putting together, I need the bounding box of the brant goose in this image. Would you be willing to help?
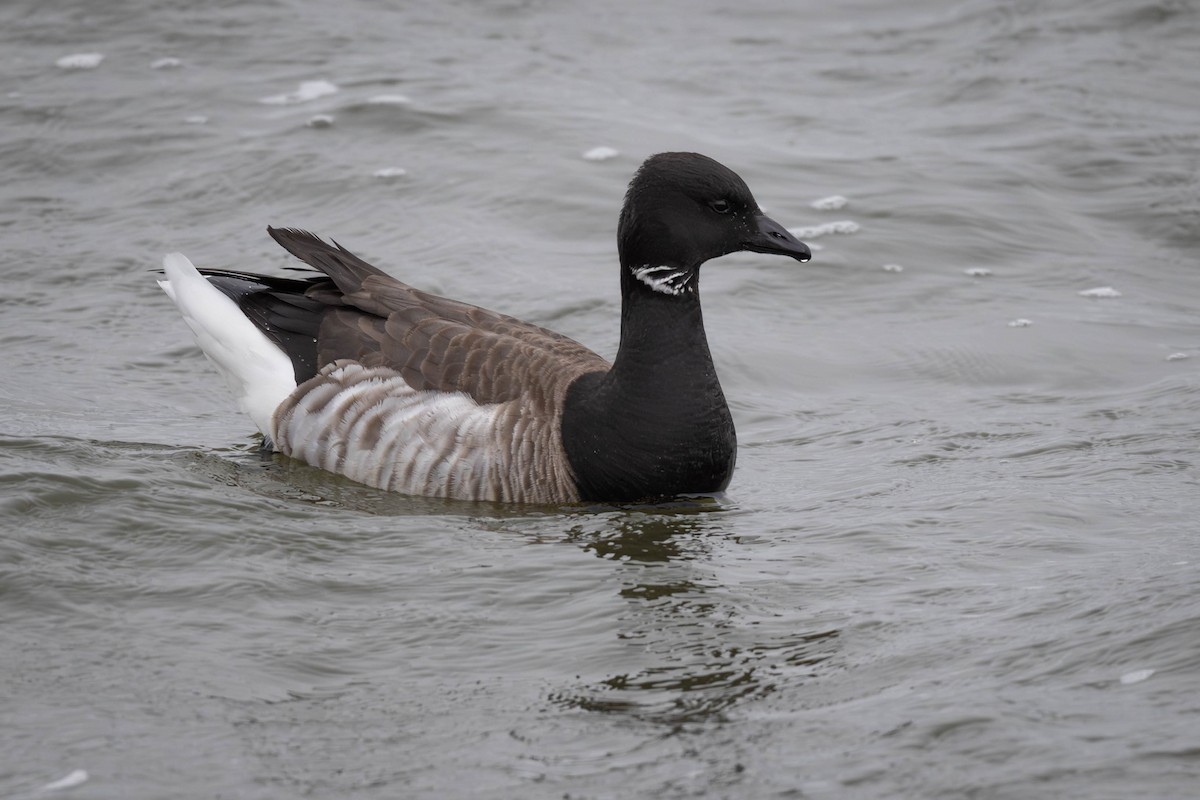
[159,152,811,503]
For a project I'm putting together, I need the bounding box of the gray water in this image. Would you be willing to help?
[2,0,1199,797]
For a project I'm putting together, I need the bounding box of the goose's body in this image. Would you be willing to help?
[159,152,811,503]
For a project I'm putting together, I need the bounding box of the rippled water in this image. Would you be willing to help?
[3,0,1199,797]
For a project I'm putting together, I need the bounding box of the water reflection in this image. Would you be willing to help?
[555,508,839,725]
[197,448,841,725]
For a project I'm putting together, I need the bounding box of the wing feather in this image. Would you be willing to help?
[266,226,610,406]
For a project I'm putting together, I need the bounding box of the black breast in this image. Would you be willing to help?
[560,369,737,502]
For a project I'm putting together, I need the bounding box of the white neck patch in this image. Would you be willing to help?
[631,265,695,296]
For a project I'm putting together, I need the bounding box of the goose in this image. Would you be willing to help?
[159,152,811,503]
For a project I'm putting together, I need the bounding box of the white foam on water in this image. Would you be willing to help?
[1079,286,1121,298]
[964,267,993,277]
[56,53,104,70]
[151,57,182,70]
[788,220,859,238]
[41,770,89,791]
[811,194,848,210]
[373,167,407,178]
[183,115,208,125]
[583,146,619,162]
[259,80,339,105]
[366,94,411,105]
[1008,318,1033,327]
[1165,352,1189,361]
[307,114,335,128]
[882,263,904,273]
[1119,668,1155,685]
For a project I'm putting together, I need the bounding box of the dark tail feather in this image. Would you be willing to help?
[201,269,325,383]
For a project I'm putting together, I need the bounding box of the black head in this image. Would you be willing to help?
[617,152,811,296]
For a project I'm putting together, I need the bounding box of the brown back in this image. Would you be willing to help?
[268,227,610,408]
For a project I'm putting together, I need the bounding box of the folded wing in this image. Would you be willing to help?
[265,226,610,405]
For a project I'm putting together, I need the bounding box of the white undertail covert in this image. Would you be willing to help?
[158,253,297,436]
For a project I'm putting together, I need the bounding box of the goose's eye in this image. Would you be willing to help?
[709,199,732,214]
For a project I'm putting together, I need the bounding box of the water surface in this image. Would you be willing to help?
[2,0,1198,797]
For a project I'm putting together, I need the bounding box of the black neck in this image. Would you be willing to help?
[560,268,737,502]
[612,269,711,387]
